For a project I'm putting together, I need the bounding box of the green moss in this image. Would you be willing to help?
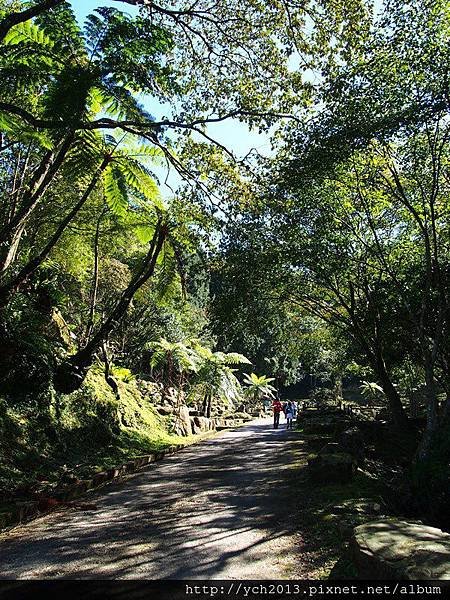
[0,369,191,496]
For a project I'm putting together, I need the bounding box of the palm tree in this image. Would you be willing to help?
[243,373,277,410]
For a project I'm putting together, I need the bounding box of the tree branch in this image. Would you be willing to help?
[0,0,64,42]
[0,102,299,133]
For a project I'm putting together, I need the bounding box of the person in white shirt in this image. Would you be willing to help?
[284,400,294,429]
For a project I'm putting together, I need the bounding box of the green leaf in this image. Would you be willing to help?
[4,20,55,49]
[103,165,128,216]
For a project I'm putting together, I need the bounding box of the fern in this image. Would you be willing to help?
[134,223,158,244]
[35,2,85,60]
[4,20,55,49]
[103,165,128,217]
[63,130,105,179]
[117,157,163,209]
[126,142,165,163]
[155,245,179,301]
[0,111,53,149]
[96,82,153,121]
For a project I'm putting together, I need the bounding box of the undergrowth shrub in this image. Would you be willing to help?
[409,421,450,529]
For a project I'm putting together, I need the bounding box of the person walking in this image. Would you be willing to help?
[272,398,283,429]
[284,400,294,429]
[292,400,298,421]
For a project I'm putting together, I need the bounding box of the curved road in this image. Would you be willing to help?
[0,419,306,579]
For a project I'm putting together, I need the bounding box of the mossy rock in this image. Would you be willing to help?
[308,452,357,484]
[350,519,450,579]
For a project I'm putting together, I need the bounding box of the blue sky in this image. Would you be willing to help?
[70,0,272,162]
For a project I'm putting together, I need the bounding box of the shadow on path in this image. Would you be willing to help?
[0,419,307,579]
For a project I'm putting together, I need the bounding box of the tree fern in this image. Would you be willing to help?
[117,157,164,210]
[243,373,276,404]
[0,111,53,148]
[3,20,55,49]
[103,164,128,217]
[148,338,199,375]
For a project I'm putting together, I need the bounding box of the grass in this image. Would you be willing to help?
[287,422,387,579]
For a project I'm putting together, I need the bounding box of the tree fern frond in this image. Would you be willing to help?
[63,130,104,178]
[103,165,128,216]
[0,43,56,69]
[116,158,164,210]
[35,1,86,61]
[90,86,120,119]
[126,142,165,164]
[0,111,53,148]
[220,352,252,365]
[134,223,157,244]
[155,244,179,301]
[4,20,55,49]
[100,81,153,121]
[87,86,104,117]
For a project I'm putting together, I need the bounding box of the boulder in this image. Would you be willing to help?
[338,427,365,462]
[350,519,450,579]
[308,452,356,484]
[319,442,342,455]
[194,416,211,432]
[190,418,202,435]
[173,405,191,436]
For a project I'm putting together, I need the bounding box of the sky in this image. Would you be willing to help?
[70,0,272,163]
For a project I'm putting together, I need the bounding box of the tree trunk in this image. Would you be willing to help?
[373,348,409,430]
[202,392,211,417]
[53,221,168,393]
[417,361,439,461]
[0,158,107,309]
[0,133,75,275]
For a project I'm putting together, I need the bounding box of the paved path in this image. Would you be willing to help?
[0,419,306,579]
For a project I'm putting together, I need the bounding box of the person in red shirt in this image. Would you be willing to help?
[272,398,283,429]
